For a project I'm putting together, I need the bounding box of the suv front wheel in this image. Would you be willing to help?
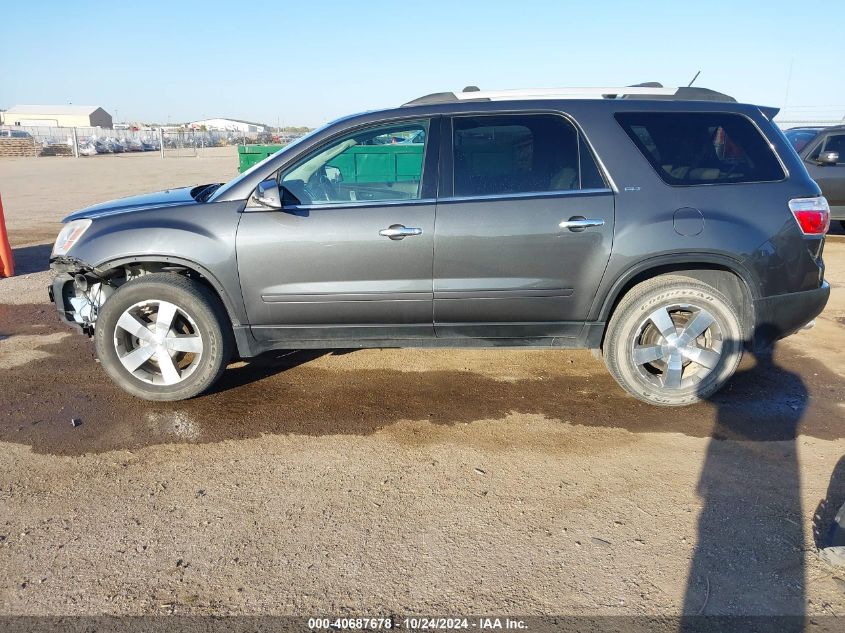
[603,275,744,406]
[95,273,233,401]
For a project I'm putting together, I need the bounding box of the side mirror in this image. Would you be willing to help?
[817,150,839,166]
[253,178,282,208]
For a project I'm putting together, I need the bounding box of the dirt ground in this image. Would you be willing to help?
[0,151,843,620]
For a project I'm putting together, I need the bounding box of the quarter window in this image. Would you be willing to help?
[615,112,785,185]
[452,114,605,197]
[280,119,429,205]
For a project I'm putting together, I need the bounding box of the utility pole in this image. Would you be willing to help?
[784,58,795,107]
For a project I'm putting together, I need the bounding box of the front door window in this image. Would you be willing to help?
[280,120,429,205]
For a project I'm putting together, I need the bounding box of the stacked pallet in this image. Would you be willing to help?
[41,144,73,157]
[0,137,38,158]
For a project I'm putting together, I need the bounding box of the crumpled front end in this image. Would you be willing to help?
[49,257,117,335]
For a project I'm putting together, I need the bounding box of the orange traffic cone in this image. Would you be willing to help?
[0,193,14,277]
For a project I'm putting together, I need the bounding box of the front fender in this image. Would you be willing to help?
[63,200,247,325]
[93,254,246,326]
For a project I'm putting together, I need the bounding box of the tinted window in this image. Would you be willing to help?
[822,134,845,164]
[452,114,605,197]
[280,119,428,205]
[616,112,785,185]
[784,129,821,153]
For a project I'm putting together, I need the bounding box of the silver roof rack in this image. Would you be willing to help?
[454,86,678,100]
[402,85,736,106]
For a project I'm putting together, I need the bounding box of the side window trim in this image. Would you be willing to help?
[281,197,439,211]
[577,132,609,190]
[576,132,584,189]
[420,115,442,200]
[439,116,455,198]
[438,187,613,204]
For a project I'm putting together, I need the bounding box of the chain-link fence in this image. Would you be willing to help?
[159,129,273,156]
[0,125,163,158]
[0,125,303,158]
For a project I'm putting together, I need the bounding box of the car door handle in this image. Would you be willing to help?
[379,224,423,240]
[559,216,605,232]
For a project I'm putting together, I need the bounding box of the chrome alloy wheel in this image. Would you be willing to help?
[631,303,724,390]
[113,300,203,386]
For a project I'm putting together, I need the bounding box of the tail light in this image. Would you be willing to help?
[789,196,830,235]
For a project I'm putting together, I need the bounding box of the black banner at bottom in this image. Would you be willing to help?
[0,616,837,633]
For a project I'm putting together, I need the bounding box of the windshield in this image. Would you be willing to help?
[209,119,343,202]
[784,129,821,153]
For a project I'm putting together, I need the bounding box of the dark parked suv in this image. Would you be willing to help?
[784,125,845,229]
[49,85,831,405]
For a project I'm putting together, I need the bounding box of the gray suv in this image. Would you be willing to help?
[784,125,845,229]
[49,86,831,405]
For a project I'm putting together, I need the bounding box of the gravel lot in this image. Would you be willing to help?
[0,150,844,619]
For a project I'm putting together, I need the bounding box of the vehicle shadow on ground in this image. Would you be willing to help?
[813,455,845,549]
[208,348,353,394]
[10,243,51,274]
[682,342,808,629]
[1,302,844,457]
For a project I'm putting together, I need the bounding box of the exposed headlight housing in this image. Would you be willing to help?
[52,219,92,257]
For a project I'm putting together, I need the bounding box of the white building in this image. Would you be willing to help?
[1,105,113,128]
[188,118,265,133]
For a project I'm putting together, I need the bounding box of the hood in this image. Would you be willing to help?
[63,185,210,222]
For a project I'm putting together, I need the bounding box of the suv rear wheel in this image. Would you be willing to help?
[95,273,233,401]
[603,275,744,406]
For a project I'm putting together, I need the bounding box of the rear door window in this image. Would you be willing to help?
[451,114,606,197]
[615,112,785,185]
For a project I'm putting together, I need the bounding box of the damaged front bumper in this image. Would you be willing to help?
[48,257,114,335]
[49,272,82,331]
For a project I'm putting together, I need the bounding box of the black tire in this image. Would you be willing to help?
[603,275,744,406]
[839,220,845,232]
[95,273,233,401]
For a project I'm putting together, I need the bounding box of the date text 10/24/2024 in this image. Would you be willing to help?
[307,617,528,630]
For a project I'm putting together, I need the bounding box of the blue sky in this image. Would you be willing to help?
[2,0,843,127]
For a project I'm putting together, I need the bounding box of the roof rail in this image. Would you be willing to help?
[402,86,736,106]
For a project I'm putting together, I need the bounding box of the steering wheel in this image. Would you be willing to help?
[303,166,337,202]
[318,168,339,200]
